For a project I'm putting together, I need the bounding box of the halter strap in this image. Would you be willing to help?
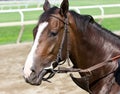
[50,14,69,25]
[55,54,120,74]
[50,14,70,67]
[43,14,70,81]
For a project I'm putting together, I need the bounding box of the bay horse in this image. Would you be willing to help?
[23,0,120,94]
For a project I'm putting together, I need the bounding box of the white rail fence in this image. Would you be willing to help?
[0,0,63,9]
[0,4,120,43]
[0,4,29,9]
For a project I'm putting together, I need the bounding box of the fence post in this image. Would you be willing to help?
[17,10,24,44]
[98,6,104,24]
[75,8,80,14]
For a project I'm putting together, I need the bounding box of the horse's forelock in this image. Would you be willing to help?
[39,6,58,23]
[33,6,58,39]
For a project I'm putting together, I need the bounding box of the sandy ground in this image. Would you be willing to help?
[0,43,88,94]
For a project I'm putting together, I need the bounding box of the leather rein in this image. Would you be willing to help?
[43,14,120,93]
[56,54,120,74]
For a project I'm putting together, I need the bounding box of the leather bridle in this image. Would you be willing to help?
[43,14,70,81]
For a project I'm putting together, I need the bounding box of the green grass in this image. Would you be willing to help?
[69,0,120,6]
[0,24,35,44]
[23,10,43,21]
[0,26,20,44]
[104,7,120,14]
[101,18,120,31]
[0,12,20,22]
[80,8,101,16]
[80,7,120,15]
[0,11,43,23]
[21,24,35,42]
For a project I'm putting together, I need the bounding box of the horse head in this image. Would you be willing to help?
[23,0,75,85]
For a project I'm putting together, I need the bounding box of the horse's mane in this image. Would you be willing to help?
[69,10,94,32]
[69,10,120,46]
[33,7,58,39]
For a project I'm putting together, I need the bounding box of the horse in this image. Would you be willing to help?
[23,0,120,94]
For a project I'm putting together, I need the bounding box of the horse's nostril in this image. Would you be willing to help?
[25,78,29,83]
[30,66,36,73]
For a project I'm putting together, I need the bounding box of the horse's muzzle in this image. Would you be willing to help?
[23,69,47,85]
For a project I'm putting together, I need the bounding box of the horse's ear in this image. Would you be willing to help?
[60,0,69,17]
[43,0,51,11]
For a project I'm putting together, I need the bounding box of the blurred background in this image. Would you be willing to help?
[0,0,120,45]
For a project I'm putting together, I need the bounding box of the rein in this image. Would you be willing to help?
[56,54,120,74]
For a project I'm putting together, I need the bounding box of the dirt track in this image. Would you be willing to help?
[0,43,88,94]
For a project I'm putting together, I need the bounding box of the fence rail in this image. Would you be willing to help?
[0,4,120,27]
[0,0,63,9]
[0,4,120,43]
[0,4,29,9]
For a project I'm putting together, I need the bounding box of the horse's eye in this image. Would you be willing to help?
[49,31,57,37]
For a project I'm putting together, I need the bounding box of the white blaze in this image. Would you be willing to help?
[23,22,48,78]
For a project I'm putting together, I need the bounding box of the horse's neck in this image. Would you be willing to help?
[90,23,120,56]
[70,22,120,69]
[70,22,120,94]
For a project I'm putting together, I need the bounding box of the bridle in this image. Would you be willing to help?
[42,14,120,94]
[51,14,70,67]
[42,14,70,81]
